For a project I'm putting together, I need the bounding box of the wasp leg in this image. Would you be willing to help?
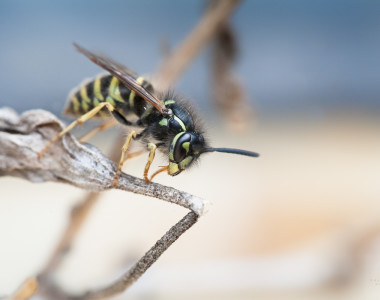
[143,143,157,182]
[113,131,137,187]
[143,143,168,182]
[79,120,117,143]
[148,165,169,182]
[122,150,145,164]
[38,102,115,158]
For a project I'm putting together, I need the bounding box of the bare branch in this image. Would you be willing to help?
[81,212,198,300]
[40,212,198,300]
[0,107,208,216]
[1,107,207,299]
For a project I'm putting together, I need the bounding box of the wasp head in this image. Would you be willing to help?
[168,132,205,176]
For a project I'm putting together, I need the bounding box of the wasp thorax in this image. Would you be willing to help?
[168,132,205,176]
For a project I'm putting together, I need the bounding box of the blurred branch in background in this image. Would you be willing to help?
[154,0,241,90]
[39,192,101,277]
[6,277,38,300]
[209,0,253,130]
[155,0,253,130]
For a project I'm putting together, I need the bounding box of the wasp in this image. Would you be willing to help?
[38,44,259,186]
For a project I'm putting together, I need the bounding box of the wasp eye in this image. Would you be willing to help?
[173,133,191,162]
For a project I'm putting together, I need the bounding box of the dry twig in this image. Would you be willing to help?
[0,108,207,215]
[0,107,207,299]
[40,212,198,300]
[39,192,101,277]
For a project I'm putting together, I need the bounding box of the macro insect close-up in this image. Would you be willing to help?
[38,43,259,186]
[1,1,379,300]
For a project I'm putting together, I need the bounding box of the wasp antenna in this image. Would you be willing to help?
[201,148,259,158]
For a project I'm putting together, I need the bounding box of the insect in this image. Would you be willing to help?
[38,44,259,186]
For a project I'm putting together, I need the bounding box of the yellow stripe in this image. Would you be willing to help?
[169,132,185,161]
[109,77,124,102]
[164,99,175,105]
[93,98,100,106]
[174,115,186,131]
[80,85,91,103]
[94,77,104,101]
[106,96,116,107]
[72,96,80,113]
[129,76,145,107]
[82,101,89,112]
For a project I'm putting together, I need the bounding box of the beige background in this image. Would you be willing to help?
[1,111,379,299]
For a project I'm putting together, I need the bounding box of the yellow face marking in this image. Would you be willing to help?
[129,77,145,107]
[106,96,116,107]
[182,142,190,153]
[168,162,180,175]
[80,85,91,103]
[169,132,185,161]
[94,77,104,101]
[179,156,193,169]
[71,96,80,112]
[164,99,175,105]
[109,77,125,102]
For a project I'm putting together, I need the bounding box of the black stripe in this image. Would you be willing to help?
[75,91,85,115]
[100,75,113,100]
[86,80,94,102]
[119,81,131,102]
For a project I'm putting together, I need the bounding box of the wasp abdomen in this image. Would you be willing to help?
[64,74,153,120]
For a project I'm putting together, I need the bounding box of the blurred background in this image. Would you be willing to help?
[0,0,379,299]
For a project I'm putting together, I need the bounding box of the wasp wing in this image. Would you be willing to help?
[73,43,169,116]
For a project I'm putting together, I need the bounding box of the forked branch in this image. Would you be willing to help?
[0,107,207,299]
[0,108,207,215]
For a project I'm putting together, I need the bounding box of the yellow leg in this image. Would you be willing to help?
[122,150,145,164]
[113,131,137,187]
[144,143,157,182]
[148,166,169,182]
[79,120,117,143]
[38,102,115,158]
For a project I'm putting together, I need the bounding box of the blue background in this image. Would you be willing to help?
[0,0,379,116]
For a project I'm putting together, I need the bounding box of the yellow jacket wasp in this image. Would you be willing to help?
[38,44,259,186]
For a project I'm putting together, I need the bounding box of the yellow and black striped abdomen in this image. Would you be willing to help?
[64,74,153,119]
